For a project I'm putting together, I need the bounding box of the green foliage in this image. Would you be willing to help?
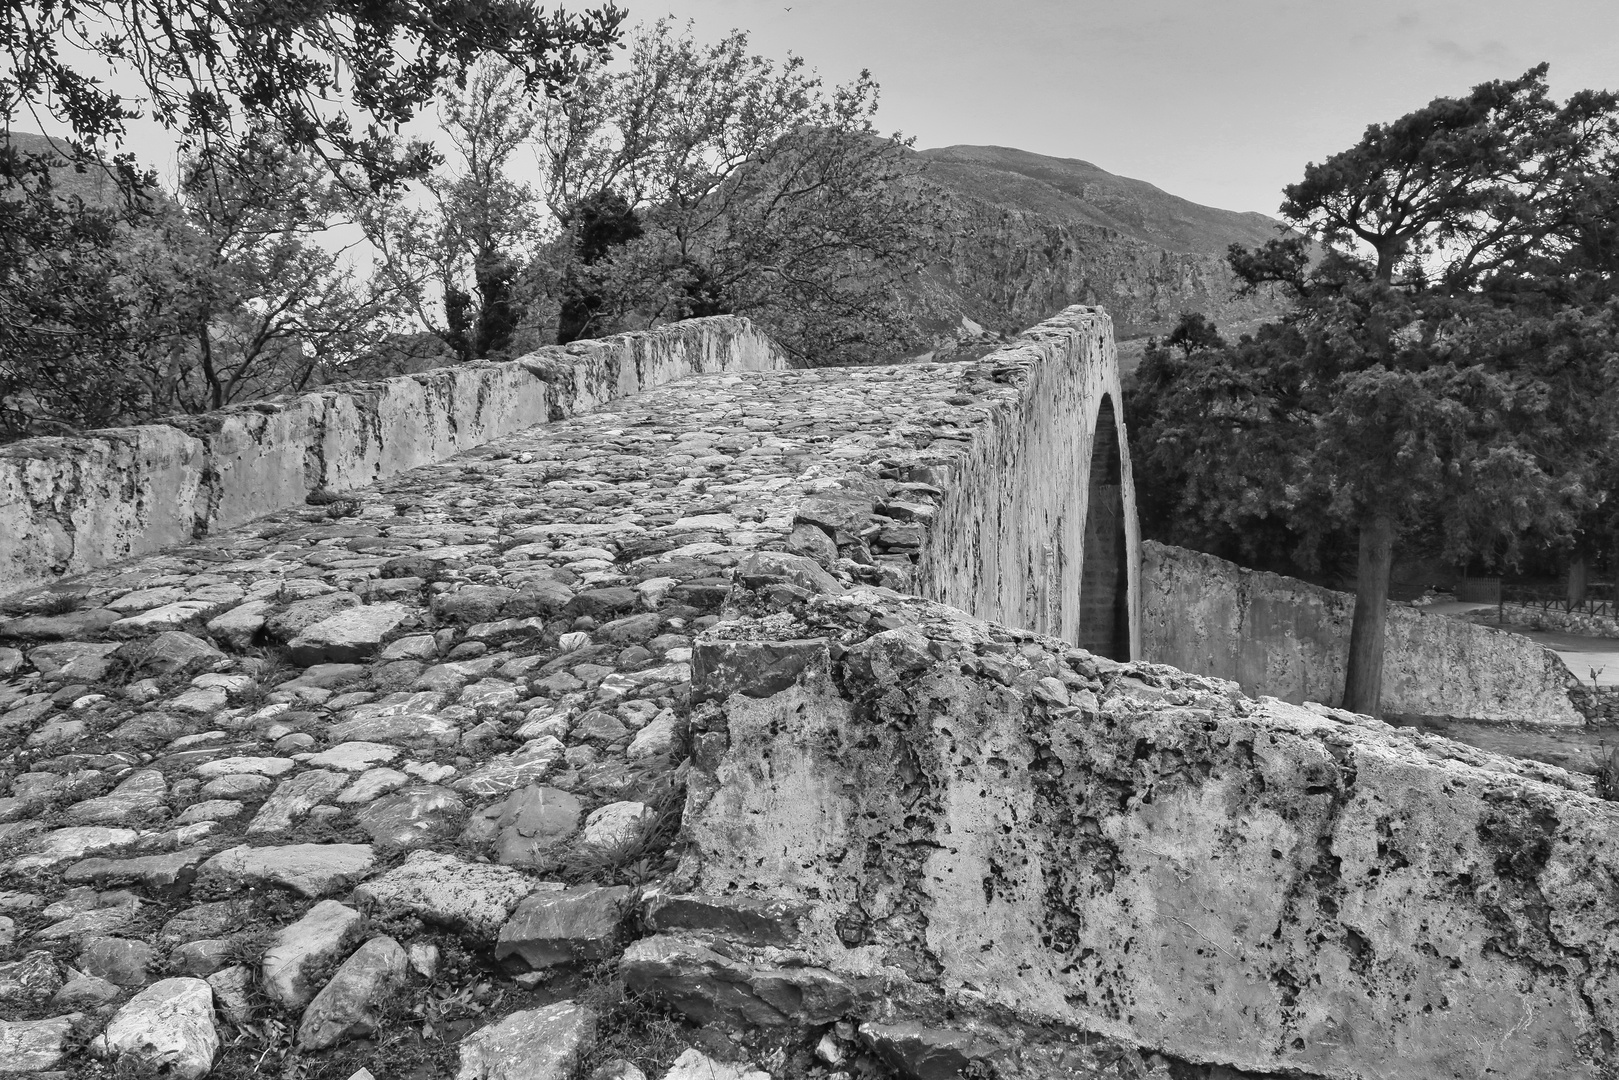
[2,0,624,187]
[1163,311,1226,358]
[537,20,941,363]
[2,130,467,436]
[1598,745,1619,801]
[546,773,686,886]
[364,58,558,363]
[572,970,692,1080]
[1277,64,1618,286]
[370,21,942,365]
[1129,65,1619,713]
[3,0,622,437]
[0,143,159,435]
[1132,293,1619,571]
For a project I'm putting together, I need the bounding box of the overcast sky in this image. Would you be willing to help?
[636,0,1619,217]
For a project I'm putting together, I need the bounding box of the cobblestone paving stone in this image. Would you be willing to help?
[0,359,1071,1080]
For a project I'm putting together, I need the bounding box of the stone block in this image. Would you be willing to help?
[352,849,543,935]
[455,1000,596,1080]
[94,977,218,1080]
[495,885,633,969]
[296,935,408,1050]
[262,899,364,1009]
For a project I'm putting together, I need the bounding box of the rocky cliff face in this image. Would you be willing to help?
[908,145,1295,357]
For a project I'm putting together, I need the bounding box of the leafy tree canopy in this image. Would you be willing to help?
[3,0,624,185]
[1128,66,1619,715]
[366,22,940,364]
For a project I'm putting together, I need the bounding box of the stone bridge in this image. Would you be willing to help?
[0,310,1611,1080]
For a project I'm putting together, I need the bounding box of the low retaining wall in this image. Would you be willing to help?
[0,317,787,594]
[1470,602,1619,640]
[1141,542,1582,724]
[672,580,1619,1080]
[915,307,1142,658]
[1572,685,1619,723]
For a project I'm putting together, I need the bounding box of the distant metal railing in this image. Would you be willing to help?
[1500,581,1618,619]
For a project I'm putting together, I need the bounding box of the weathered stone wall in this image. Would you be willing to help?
[0,317,787,594]
[916,308,1142,659]
[0,316,1167,1079]
[1141,541,1582,724]
[0,302,1608,1079]
[675,580,1617,1080]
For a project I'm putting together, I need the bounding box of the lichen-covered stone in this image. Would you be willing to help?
[355,785,467,848]
[1142,541,1583,723]
[0,951,62,1002]
[197,844,374,897]
[640,891,806,948]
[465,785,580,867]
[456,1000,596,1080]
[660,1049,771,1080]
[262,899,364,1008]
[352,850,543,935]
[620,935,861,1028]
[295,935,408,1050]
[495,885,632,969]
[0,1013,83,1073]
[77,935,154,986]
[287,602,414,664]
[95,977,219,1079]
[580,801,654,850]
[244,769,348,835]
[682,588,1619,1080]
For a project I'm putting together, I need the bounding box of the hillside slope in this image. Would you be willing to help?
[910,144,1293,357]
[4,130,129,208]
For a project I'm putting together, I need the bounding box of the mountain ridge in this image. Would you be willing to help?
[918,144,1283,255]
[907,143,1295,360]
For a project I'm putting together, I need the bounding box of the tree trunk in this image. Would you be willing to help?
[1343,514,1396,717]
[199,327,223,412]
[1569,550,1589,607]
[1612,530,1619,603]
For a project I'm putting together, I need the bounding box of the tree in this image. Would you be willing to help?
[2,0,623,436]
[526,20,940,362]
[1,133,425,432]
[3,0,624,187]
[1164,311,1226,359]
[0,142,158,435]
[1132,67,1619,716]
[141,137,421,412]
[364,59,553,363]
[556,186,642,343]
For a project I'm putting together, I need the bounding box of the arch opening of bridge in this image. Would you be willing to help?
[1079,394,1130,660]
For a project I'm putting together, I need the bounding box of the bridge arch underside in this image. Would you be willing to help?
[1078,394,1130,660]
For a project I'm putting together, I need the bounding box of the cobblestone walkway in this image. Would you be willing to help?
[0,360,1045,1080]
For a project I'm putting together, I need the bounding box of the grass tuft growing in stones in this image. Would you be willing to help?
[572,970,691,1080]
[550,779,685,888]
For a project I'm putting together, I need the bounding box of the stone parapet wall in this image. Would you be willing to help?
[1571,685,1619,723]
[915,308,1142,657]
[1141,541,1582,724]
[678,579,1617,1080]
[0,317,787,594]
